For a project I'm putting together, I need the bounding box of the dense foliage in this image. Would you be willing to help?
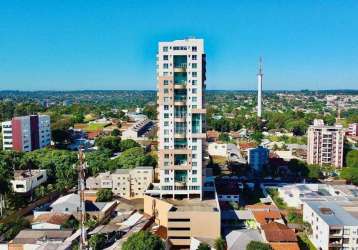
[246,241,273,250]
[122,231,164,250]
[96,189,113,202]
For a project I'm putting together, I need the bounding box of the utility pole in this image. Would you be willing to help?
[78,147,87,250]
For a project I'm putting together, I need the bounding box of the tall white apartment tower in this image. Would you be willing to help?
[156,38,206,199]
[307,119,345,168]
[257,57,263,118]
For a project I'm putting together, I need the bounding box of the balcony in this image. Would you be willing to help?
[174,63,187,73]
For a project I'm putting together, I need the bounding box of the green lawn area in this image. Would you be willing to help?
[297,233,317,250]
[267,188,287,209]
[83,123,107,132]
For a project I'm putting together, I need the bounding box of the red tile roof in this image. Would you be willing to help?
[262,222,297,242]
[32,213,71,225]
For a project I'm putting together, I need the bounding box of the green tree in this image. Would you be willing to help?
[112,147,156,169]
[341,167,358,185]
[246,241,273,250]
[218,133,230,143]
[346,150,358,168]
[251,131,263,144]
[88,233,106,250]
[122,231,164,250]
[197,243,211,250]
[3,217,30,241]
[120,139,140,151]
[214,237,226,250]
[86,149,112,176]
[111,129,121,136]
[96,189,113,202]
[143,105,157,120]
[95,136,121,153]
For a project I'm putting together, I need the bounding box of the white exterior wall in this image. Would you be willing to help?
[1,121,13,150]
[11,170,47,193]
[208,142,227,157]
[31,222,61,230]
[38,115,51,148]
[303,202,330,250]
[157,38,206,198]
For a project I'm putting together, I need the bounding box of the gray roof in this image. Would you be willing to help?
[305,200,358,226]
[226,229,264,250]
[12,229,73,244]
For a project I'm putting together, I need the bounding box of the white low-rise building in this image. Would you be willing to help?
[303,200,358,250]
[278,183,358,208]
[86,166,154,199]
[122,119,155,140]
[11,169,47,193]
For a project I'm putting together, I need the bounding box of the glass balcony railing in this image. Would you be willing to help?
[174,96,187,102]
[174,63,187,68]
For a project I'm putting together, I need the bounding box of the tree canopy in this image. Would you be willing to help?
[122,231,164,250]
[96,189,113,202]
[246,241,273,250]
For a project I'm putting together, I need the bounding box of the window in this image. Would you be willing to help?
[164,129,169,135]
[163,46,168,52]
[192,55,197,60]
[192,146,197,150]
[165,170,169,175]
[164,80,169,85]
[192,97,197,102]
[165,178,169,182]
[192,88,197,94]
[163,55,168,60]
[164,114,169,118]
[192,72,197,77]
[192,80,197,85]
[163,63,169,69]
[192,46,197,51]
[164,121,169,126]
[164,138,169,142]
[192,154,197,159]
[192,162,197,166]
[164,105,169,110]
[192,63,197,69]
[192,170,197,174]
[165,154,169,159]
[164,88,169,94]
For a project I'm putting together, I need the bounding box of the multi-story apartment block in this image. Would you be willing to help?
[303,200,358,250]
[307,119,344,168]
[1,115,51,152]
[155,38,206,199]
[247,146,269,172]
[348,123,358,136]
[86,166,154,199]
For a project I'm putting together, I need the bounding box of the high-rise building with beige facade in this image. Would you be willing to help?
[154,38,206,199]
[307,119,344,168]
[144,38,220,248]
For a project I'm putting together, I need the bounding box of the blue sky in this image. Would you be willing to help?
[0,0,357,90]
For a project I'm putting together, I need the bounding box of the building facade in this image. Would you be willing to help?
[303,200,358,250]
[348,123,358,136]
[307,119,344,168]
[1,115,51,152]
[86,166,154,199]
[11,169,47,193]
[156,38,206,199]
[247,146,269,172]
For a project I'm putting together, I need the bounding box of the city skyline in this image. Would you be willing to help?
[1,1,358,91]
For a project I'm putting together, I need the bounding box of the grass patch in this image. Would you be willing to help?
[297,233,317,250]
[267,188,287,209]
[75,122,109,132]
